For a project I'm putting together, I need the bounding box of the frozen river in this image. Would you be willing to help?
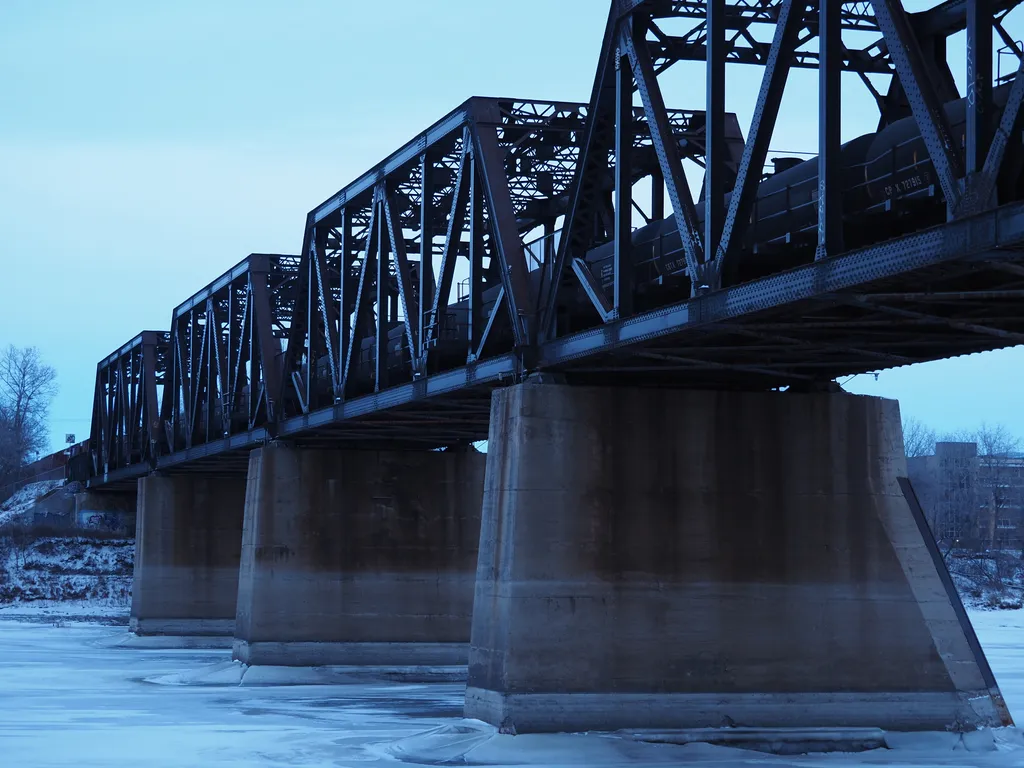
[3,610,1024,767]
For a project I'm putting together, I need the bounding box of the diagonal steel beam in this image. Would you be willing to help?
[375,192,388,393]
[89,368,104,471]
[969,56,1024,211]
[620,16,707,289]
[717,0,807,281]
[141,336,158,458]
[705,0,727,262]
[126,357,139,456]
[207,302,228,437]
[470,115,532,347]
[310,226,341,397]
[873,0,965,212]
[174,325,190,448]
[425,133,471,356]
[614,48,634,319]
[542,3,622,338]
[473,286,506,363]
[341,193,379,395]
[188,302,210,440]
[817,0,844,259]
[467,157,484,359]
[383,187,421,377]
[336,207,352,399]
[573,257,614,322]
[230,292,250,422]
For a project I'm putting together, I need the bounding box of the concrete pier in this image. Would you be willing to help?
[74,490,136,533]
[233,445,485,666]
[131,475,247,636]
[465,382,1012,733]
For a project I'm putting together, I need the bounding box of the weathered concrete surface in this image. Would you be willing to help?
[465,382,1011,733]
[233,445,485,666]
[131,475,246,636]
[74,490,136,533]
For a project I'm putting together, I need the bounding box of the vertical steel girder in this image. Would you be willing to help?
[374,189,389,392]
[967,0,994,176]
[817,0,844,259]
[705,0,727,262]
[614,47,634,319]
[467,158,485,358]
[418,154,435,365]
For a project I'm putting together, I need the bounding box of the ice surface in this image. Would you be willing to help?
[1,611,1024,767]
[146,660,468,687]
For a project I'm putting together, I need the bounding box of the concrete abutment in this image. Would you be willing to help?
[131,474,246,636]
[465,382,1011,733]
[232,445,485,666]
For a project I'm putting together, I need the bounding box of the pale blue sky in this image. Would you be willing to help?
[0,0,1021,453]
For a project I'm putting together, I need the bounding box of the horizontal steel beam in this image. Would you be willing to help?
[96,330,165,370]
[86,352,519,488]
[171,254,286,317]
[313,104,470,224]
[538,199,1024,364]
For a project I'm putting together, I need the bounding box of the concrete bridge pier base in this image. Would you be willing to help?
[465,382,1012,734]
[232,445,485,667]
[130,474,247,636]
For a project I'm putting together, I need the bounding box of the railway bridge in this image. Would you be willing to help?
[76,0,1024,733]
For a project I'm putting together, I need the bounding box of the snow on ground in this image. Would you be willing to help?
[1,610,1024,767]
[0,536,133,620]
[0,479,64,526]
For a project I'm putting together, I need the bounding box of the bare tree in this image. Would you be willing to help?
[0,346,58,478]
[902,417,937,458]
[973,423,1020,458]
[973,424,1023,551]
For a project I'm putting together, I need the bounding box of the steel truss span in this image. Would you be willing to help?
[82,1,1024,489]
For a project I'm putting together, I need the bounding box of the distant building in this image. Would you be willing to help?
[908,442,1024,550]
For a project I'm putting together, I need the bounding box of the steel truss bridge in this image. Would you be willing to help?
[82,0,1024,490]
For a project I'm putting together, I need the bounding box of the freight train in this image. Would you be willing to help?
[333,82,1023,392]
